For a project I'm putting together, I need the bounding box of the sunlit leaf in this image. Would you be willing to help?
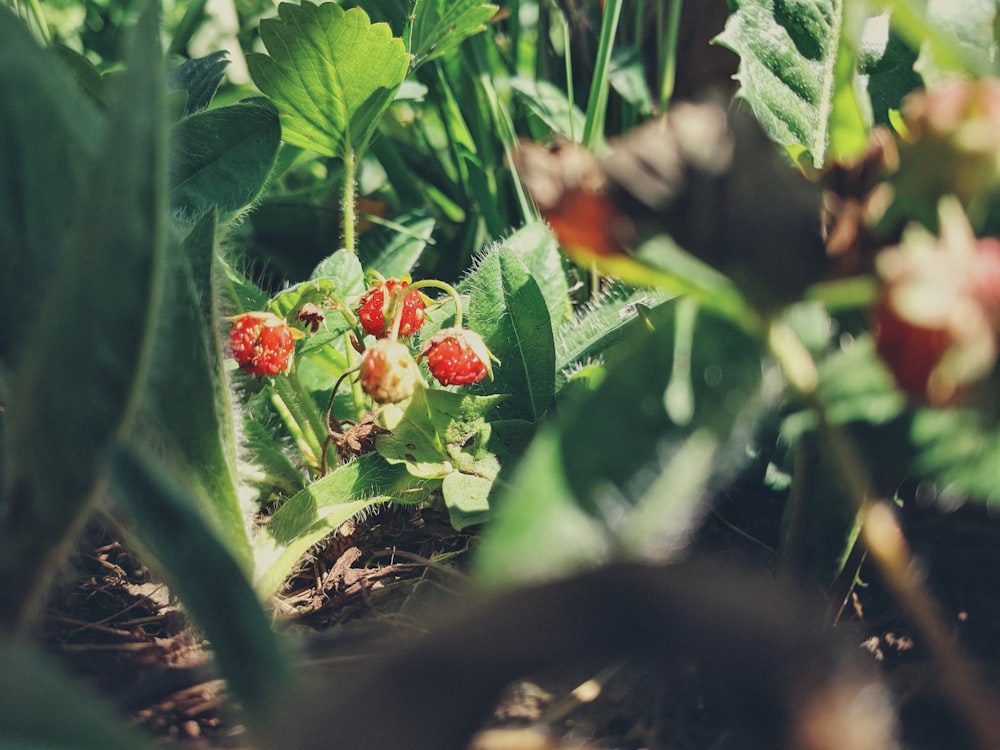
[408,0,498,68]
[717,0,876,166]
[247,2,409,159]
[252,454,430,597]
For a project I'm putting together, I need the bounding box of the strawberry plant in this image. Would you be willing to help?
[4,0,1000,748]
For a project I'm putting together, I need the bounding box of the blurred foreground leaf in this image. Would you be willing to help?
[0,5,165,628]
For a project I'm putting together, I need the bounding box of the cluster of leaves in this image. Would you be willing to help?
[5,0,1000,747]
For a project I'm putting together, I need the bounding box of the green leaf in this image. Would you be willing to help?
[253,454,430,597]
[510,76,586,141]
[464,244,557,421]
[133,214,251,570]
[247,2,409,159]
[170,99,281,223]
[473,426,612,588]
[0,637,154,750]
[408,0,498,68]
[0,5,166,628]
[377,387,504,477]
[442,471,492,530]
[555,283,673,375]
[108,443,289,715]
[560,303,766,518]
[910,405,1000,503]
[608,46,654,117]
[167,50,229,115]
[717,0,875,167]
[899,0,995,83]
[358,210,436,279]
[0,6,103,363]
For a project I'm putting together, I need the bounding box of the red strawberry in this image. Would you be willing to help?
[356,279,426,339]
[419,327,496,386]
[359,339,422,404]
[229,312,296,377]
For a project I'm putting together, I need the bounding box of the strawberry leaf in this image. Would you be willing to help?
[408,0,498,69]
[462,236,557,422]
[247,2,409,160]
[716,0,878,167]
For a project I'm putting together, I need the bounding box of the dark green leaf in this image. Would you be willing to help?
[167,50,229,115]
[0,5,165,627]
[716,0,872,166]
[0,6,103,363]
[247,2,409,159]
[0,637,153,749]
[358,210,436,279]
[169,99,281,223]
[510,77,586,141]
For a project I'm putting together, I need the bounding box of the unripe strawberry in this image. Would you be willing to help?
[229,312,295,377]
[359,339,422,404]
[356,279,426,339]
[419,327,496,386]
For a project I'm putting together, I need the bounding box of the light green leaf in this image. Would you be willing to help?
[253,454,430,597]
[442,471,493,530]
[169,99,281,223]
[408,0,498,68]
[910,406,1000,503]
[898,0,994,83]
[359,210,436,279]
[247,2,409,159]
[717,0,875,167]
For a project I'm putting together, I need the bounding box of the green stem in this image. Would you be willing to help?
[582,0,624,149]
[657,0,683,112]
[342,149,358,254]
[410,279,464,329]
[271,373,326,471]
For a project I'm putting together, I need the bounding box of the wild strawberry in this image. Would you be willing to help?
[356,278,426,339]
[359,339,422,404]
[419,327,496,386]
[229,312,296,377]
[873,199,999,405]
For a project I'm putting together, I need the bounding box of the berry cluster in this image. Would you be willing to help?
[354,275,497,403]
[226,276,497,407]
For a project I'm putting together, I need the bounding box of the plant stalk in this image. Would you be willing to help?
[582,0,624,149]
[767,317,1000,750]
[341,149,358,254]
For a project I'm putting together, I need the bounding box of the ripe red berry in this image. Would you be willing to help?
[419,327,496,386]
[359,339,422,404]
[229,312,295,377]
[356,279,426,339]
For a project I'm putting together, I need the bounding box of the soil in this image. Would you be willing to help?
[40,495,1000,750]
